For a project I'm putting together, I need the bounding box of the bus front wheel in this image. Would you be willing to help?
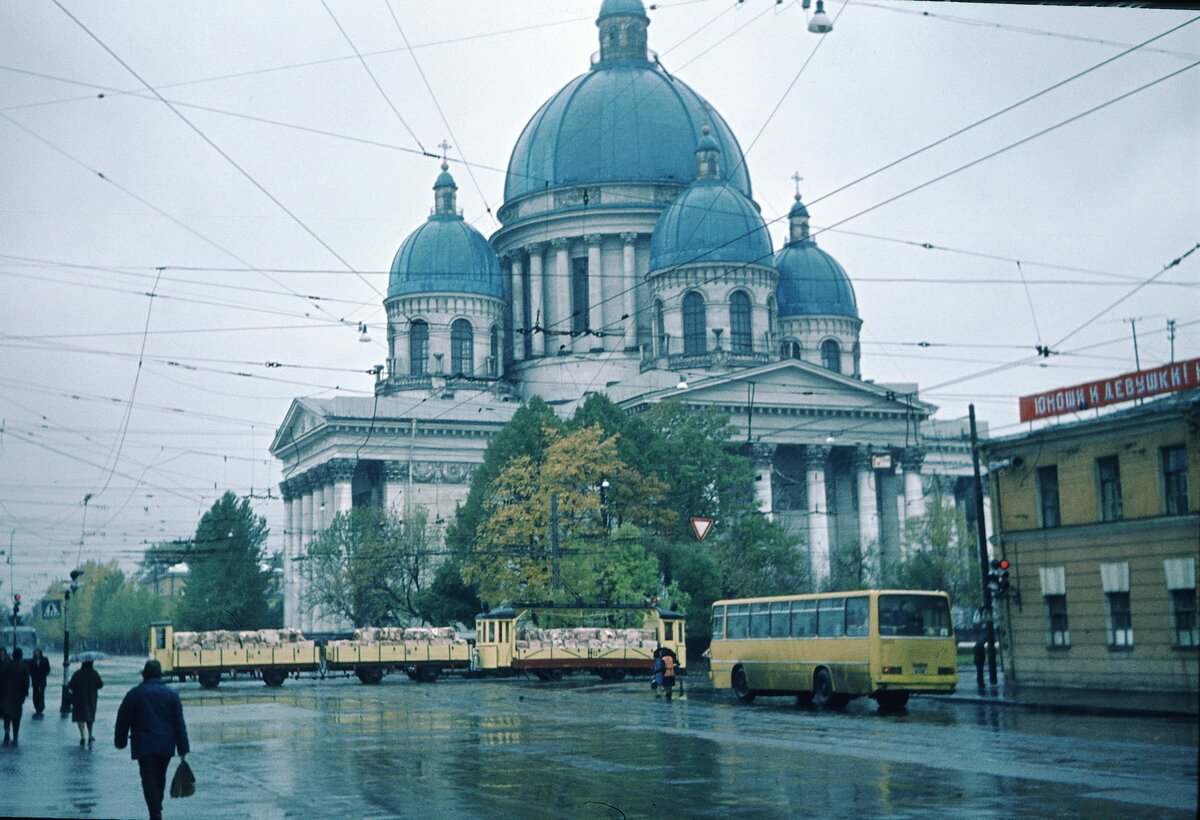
[732,667,754,703]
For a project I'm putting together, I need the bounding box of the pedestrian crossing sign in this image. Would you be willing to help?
[41,600,62,620]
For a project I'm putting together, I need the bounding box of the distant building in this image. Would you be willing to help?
[271,0,980,631]
[983,394,1199,693]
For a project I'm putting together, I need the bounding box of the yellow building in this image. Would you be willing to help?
[983,394,1198,694]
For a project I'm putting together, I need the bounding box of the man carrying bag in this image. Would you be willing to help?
[115,660,191,820]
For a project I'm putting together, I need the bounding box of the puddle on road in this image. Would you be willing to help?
[185,702,320,724]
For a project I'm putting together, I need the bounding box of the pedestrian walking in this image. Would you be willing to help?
[69,659,104,747]
[973,640,986,689]
[2,647,31,746]
[115,660,190,820]
[661,650,676,701]
[27,648,51,717]
[651,649,665,697]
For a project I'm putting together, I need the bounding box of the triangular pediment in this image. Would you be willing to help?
[621,360,935,419]
[268,398,332,456]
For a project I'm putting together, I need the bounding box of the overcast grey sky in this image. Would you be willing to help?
[1,1,1196,598]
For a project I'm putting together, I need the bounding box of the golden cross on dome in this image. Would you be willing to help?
[438,140,452,162]
[791,171,803,199]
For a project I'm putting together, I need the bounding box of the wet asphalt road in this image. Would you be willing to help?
[1,656,1196,819]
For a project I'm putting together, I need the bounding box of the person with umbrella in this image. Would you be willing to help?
[69,658,103,747]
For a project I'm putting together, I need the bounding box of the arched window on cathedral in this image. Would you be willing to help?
[489,325,500,377]
[767,296,777,339]
[729,290,752,353]
[451,319,473,376]
[821,338,841,373]
[782,340,802,360]
[410,319,429,376]
[654,299,666,356]
[682,292,706,355]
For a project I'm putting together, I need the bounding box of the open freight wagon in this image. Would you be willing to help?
[472,603,686,680]
[325,626,471,684]
[150,621,320,688]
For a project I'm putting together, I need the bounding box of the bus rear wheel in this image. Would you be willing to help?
[732,667,754,703]
[876,692,909,711]
[811,668,836,709]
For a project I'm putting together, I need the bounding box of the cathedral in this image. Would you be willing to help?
[271,0,977,632]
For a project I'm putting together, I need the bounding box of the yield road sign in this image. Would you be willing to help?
[689,517,714,541]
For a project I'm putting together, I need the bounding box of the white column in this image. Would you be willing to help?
[856,447,879,548]
[300,487,314,633]
[621,233,637,350]
[509,254,525,362]
[751,443,776,521]
[895,467,908,556]
[552,238,572,353]
[383,461,406,514]
[322,482,335,530]
[903,449,926,522]
[283,495,296,629]
[585,234,603,351]
[805,445,832,589]
[527,243,546,356]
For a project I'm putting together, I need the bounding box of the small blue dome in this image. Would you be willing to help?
[788,196,809,219]
[598,0,647,21]
[504,63,752,204]
[774,240,858,318]
[388,214,503,300]
[650,180,772,270]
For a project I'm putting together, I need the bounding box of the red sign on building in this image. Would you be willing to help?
[1019,357,1200,422]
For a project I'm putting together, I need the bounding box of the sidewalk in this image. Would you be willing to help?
[936,665,1198,719]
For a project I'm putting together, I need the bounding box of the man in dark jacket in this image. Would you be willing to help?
[2,647,30,745]
[27,647,51,716]
[115,660,189,820]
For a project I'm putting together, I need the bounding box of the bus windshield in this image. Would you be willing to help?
[878,594,952,637]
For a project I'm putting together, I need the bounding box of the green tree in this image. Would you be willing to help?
[304,506,437,627]
[827,538,879,592]
[890,501,981,613]
[463,424,673,605]
[174,491,272,630]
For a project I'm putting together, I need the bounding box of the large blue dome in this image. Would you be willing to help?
[774,240,858,318]
[649,179,772,270]
[503,62,752,204]
[388,214,504,301]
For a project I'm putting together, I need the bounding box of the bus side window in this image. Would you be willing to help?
[817,599,846,638]
[845,596,869,637]
[791,600,816,637]
[664,622,674,642]
[749,603,771,638]
[727,604,749,639]
[712,606,725,640]
[769,602,789,638]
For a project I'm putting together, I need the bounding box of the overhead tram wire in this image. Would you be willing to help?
[384,0,496,226]
[52,1,386,300]
[848,0,1200,62]
[0,113,353,327]
[804,16,1200,214]
[320,0,426,153]
[0,12,596,114]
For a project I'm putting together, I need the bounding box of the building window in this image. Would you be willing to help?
[781,340,802,360]
[451,318,473,376]
[1037,465,1061,528]
[655,300,666,356]
[409,319,428,376]
[489,325,499,377]
[1045,595,1069,647]
[1161,445,1189,515]
[821,339,841,373]
[1096,456,1122,521]
[1164,557,1198,647]
[1039,566,1069,647]
[767,295,777,338]
[729,291,752,353]
[682,291,706,355]
[571,256,589,335]
[1100,561,1132,648]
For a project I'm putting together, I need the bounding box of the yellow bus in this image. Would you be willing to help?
[708,590,957,710]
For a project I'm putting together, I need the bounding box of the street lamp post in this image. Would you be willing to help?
[59,568,83,716]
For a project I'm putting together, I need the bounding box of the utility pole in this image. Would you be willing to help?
[550,493,560,593]
[969,405,998,686]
